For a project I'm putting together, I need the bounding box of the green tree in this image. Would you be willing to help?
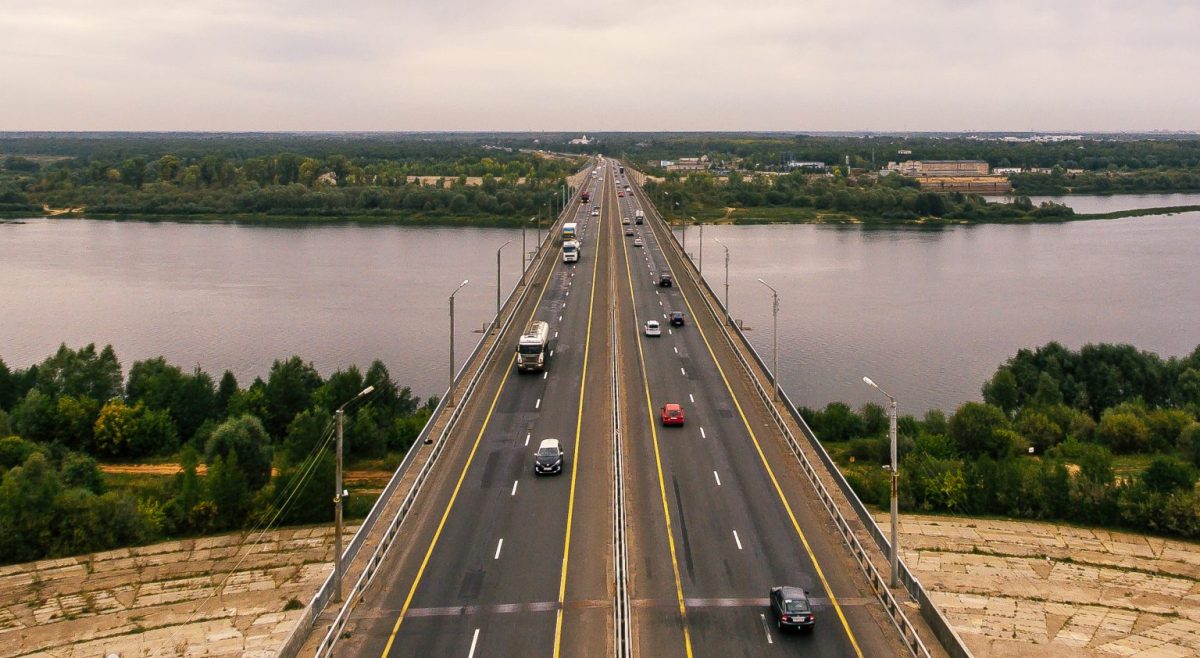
[1146,409,1194,452]
[313,366,365,414]
[813,402,863,442]
[1141,456,1196,494]
[273,453,335,524]
[1179,423,1200,468]
[53,395,100,450]
[93,400,139,457]
[860,402,888,437]
[205,415,272,491]
[1096,411,1151,454]
[34,343,123,402]
[60,452,104,494]
[216,370,239,415]
[0,436,46,470]
[207,450,251,528]
[982,368,1020,415]
[0,452,60,563]
[282,407,332,464]
[922,409,948,436]
[127,358,217,441]
[1032,372,1064,407]
[166,446,203,533]
[948,402,1012,458]
[1014,409,1064,453]
[12,388,58,443]
[263,357,323,438]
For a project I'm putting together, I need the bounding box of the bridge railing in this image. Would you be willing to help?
[629,169,972,658]
[282,164,593,658]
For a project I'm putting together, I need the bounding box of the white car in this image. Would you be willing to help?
[633,238,643,247]
[644,320,661,336]
[591,209,600,216]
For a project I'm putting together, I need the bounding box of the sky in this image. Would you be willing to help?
[2,0,1199,132]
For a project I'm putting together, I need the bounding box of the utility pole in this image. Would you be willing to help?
[758,279,780,403]
[448,279,469,405]
[496,240,511,331]
[863,377,901,588]
[715,239,730,324]
[333,385,374,603]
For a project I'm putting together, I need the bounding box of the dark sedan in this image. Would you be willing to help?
[769,586,814,633]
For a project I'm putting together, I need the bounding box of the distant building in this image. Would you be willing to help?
[897,149,913,156]
[315,172,338,186]
[665,155,710,172]
[915,176,1011,193]
[786,161,828,171]
[993,167,1023,175]
[569,135,593,145]
[887,160,990,177]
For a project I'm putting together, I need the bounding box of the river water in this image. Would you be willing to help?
[3,200,1198,413]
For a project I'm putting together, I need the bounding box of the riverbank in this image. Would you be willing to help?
[675,204,1200,226]
[1,210,538,227]
[6,202,1199,227]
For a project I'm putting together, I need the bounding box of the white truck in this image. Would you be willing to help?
[635,210,645,224]
[562,239,580,263]
[517,321,551,372]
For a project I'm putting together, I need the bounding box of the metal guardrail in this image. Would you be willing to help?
[281,166,593,658]
[611,304,633,658]
[628,168,972,658]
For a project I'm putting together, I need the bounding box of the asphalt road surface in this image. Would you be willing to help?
[337,158,906,657]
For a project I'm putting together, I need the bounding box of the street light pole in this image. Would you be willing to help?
[333,384,374,603]
[863,376,900,589]
[448,279,469,406]
[757,279,780,403]
[496,240,511,331]
[696,217,703,274]
[715,238,730,324]
[522,217,532,287]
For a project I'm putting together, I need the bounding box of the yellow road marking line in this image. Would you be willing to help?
[552,163,607,657]
[651,213,864,657]
[617,174,695,658]
[380,189,570,657]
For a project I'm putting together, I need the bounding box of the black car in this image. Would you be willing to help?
[534,439,564,475]
[658,273,672,287]
[769,586,814,633]
[669,311,685,326]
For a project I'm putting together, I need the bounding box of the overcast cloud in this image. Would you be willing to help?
[2,0,1198,131]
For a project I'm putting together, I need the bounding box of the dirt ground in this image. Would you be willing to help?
[887,513,1200,656]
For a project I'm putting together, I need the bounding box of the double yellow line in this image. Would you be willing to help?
[644,195,864,656]
[617,184,695,657]
[381,168,602,657]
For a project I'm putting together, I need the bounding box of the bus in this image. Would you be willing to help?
[562,222,577,242]
[517,321,551,372]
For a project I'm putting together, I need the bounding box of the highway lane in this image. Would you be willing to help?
[614,159,904,657]
[340,159,613,657]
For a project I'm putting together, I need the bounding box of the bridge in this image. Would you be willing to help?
[287,159,970,657]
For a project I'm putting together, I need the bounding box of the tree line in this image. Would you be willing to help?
[586,133,1200,173]
[803,342,1200,538]
[0,345,434,565]
[644,171,1075,222]
[0,143,583,220]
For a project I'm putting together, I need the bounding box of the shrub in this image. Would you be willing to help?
[948,402,1012,458]
[1096,411,1151,453]
[1141,456,1197,494]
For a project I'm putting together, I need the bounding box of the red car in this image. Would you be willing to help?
[618,192,625,197]
[661,403,685,426]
